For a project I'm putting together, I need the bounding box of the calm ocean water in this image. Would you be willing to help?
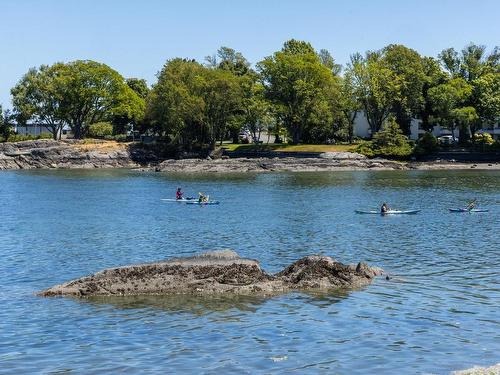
[0,169,499,374]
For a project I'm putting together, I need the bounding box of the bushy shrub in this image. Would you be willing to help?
[414,132,439,156]
[88,122,113,138]
[3,133,53,142]
[356,117,414,158]
[355,141,375,157]
[473,132,494,146]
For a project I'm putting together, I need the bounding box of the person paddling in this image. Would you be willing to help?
[176,187,184,200]
[380,202,390,214]
[466,199,477,211]
[198,192,209,203]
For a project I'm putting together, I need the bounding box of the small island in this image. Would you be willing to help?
[39,250,383,297]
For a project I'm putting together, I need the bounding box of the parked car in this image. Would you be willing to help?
[437,135,455,145]
[238,131,251,144]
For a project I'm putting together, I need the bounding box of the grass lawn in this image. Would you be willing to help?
[221,143,357,153]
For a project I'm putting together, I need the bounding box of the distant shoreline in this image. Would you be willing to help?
[1,139,499,172]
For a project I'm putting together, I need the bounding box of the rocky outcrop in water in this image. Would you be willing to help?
[38,250,383,297]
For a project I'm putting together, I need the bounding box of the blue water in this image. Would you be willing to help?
[0,169,499,374]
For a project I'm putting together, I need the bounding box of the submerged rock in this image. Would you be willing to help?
[39,250,383,297]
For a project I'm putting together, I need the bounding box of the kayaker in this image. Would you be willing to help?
[198,192,209,203]
[466,199,477,210]
[176,188,183,200]
[381,202,389,214]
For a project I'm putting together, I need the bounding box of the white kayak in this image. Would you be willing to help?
[355,209,421,215]
[161,198,197,202]
[449,208,489,213]
[185,200,220,205]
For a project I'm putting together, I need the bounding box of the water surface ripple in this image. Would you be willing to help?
[0,169,499,374]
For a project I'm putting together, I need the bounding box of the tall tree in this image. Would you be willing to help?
[419,57,448,132]
[0,105,14,140]
[12,61,145,139]
[257,40,338,144]
[11,65,66,140]
[112,78,150,134]
[439,43,500,82]
[205,46,251,76]
[428,78,473,142]
[147,59,206,144]
[474,73,500,127]
[348,51,399,135]
[57,61,145,139]
[338,71,361,143]
[379,44,426,134]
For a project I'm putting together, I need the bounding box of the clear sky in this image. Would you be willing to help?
[1,0,499,108]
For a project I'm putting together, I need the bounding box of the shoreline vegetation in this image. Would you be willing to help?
[1,41,499,162]
[0,139,499,172]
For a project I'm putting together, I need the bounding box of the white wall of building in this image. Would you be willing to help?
[353,111,470,141]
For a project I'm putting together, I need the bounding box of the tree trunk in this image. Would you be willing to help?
[291,123,300,144]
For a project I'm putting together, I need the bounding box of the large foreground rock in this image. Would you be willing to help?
[39,250,383,297]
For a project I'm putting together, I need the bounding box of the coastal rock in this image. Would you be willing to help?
[38,250,383,297]
[153,156,405,173]
[453,363,500,375]
[0,140,147,170]
[319,151,366,160]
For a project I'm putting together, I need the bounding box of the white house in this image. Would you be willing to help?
[14,123,71,138]
[353,111,499,141]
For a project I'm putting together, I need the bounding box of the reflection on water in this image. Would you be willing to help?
[0,169,499,374]
[87,294,269,314]
[85,289,352,315]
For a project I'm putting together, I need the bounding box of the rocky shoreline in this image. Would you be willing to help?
[38,250,383,297]
[1,140,499,172]
[0,139,153,170]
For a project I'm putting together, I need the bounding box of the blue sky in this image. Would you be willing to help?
[1,0,499,108]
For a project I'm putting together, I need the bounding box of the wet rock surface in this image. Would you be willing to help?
[39,250,383,297]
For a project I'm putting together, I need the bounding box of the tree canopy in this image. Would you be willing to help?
[11,61,145,139]
[6,41,500,148]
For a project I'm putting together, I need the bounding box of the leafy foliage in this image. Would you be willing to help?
[88,122,113,138]
[356,117,413,158]
[414,132,438,155]
[11,61,145,140]
[473,132,494,145]
[257,39,340,144]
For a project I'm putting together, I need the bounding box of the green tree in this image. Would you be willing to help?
[428,78,473,142]
[205,46,251,76]
[451,106,479,143]
[439,44,500,82]
[257,40,339,144]
[379,44,426,134]
[147,58,206,144]
[12,61,145,139]
[338,70,361,143]
[57,61,145,139]
[419,57,448,132]
[473,73,500,126]
[126,78,149,99]
[0,105,14,140]
[11,65,66,140]
[371,116,413,157]
[348,51,399,135]
[112,78,149,135]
